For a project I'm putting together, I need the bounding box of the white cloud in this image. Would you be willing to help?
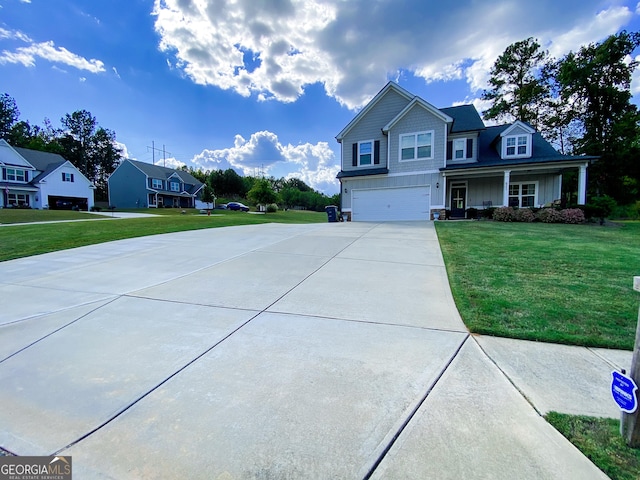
[113,66,120,78]
[191,130,339,193]
[152,0,638,109]
[0,39,105,73]
[548,6,634,58]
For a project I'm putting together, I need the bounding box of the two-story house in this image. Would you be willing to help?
[0,140,95,210]
[336,82,597,221]
[108,159,204,209]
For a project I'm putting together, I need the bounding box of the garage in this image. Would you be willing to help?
[351,186,430,221]
[48,195,89,211]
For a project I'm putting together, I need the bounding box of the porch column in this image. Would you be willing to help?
[502,170,511,207]
[577,163,587,205]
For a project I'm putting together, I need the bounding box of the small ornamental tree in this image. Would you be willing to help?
[247,178,278,211]
[201,184,215,209]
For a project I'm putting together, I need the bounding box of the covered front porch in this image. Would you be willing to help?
[147,191,198,208]
[440,160,591,218]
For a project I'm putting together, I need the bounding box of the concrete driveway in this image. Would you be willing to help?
[0,222,628,479]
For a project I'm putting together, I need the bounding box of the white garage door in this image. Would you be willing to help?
[352,186,430,221]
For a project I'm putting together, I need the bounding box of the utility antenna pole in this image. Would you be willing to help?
[147,141,171,166]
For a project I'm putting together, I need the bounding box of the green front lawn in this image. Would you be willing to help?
[546,412,640,480]
[0,208,326,262]
[435,221,640,350]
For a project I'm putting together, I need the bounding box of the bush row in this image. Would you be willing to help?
[491,207,586,223]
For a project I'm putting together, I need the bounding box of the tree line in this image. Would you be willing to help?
[180,166,340,211]
[481,31,640,205]
[0,96,122,201]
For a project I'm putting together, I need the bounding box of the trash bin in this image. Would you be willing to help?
[325,205,338,222]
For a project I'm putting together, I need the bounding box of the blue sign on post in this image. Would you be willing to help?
[611,371,638,414]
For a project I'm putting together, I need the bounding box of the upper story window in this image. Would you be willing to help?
[447,138,474,161]
[352,140,379,167]
[454,139,466,159]
[5,168,26,182]
[503,134,531,158]
[400,131,433,161]
[359,141,373,166]
[170,181,180,192]
[62,172,74,182]
[152,178,163,189]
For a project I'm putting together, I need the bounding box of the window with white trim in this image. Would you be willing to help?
[170,181,180,192]
[453,139,466,159]
[152,178,163,189]
[62,172,74,182]
[6,168,26,182]
[358,141,373,166]
[400,131,433,161]
[504,134,531,158]
[509,182,537,207]
[8,193,28,206]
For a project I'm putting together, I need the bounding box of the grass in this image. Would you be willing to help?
[0,208,326,262]
[435,221,640,350]
[0,208,111,223]
[545,412,640,480]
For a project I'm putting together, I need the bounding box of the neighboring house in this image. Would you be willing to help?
[108,159,204,209]
[336,82,597,221]
[0,139,95,210]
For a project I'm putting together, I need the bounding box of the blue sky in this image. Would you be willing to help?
[1,0,640,194]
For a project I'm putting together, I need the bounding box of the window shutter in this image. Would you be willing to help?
[2,169,6,180]
[352,143,357,167]
[62,172,65,181]
[24,171,28,182]
[374,140,380,165]
[71,173,74,182]
[446,141,452,160]
[466,138,473,159]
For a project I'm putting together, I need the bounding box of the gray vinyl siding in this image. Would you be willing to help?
[459,174,560,209]
[341,172,440,210]
[506,125,531,136]
[387,104,447,173]
[341,90,410,172]
[108,160,148,209]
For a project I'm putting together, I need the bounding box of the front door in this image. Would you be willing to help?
[450,185,467,218]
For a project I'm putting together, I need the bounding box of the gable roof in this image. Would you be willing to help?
[440,105,486,133]
[126,159,204,194]
[383,97,453,132]
[335,82,414,141]
[500,120,536,137]
[13,147,67,172]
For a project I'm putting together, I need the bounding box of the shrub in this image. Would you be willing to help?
[537,208,564,223]
[585,195,617,225]
[561,208,585,224]
[481,207,496,219]
[514,208,536,222]
[466,207,479,219]
[612,201,640,220]
[90,206,102,212]
[266,203,278,213]
[493,206,516,221]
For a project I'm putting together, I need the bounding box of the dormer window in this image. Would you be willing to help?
[170,181,180,192]
[500,121,535,159]
[505,135,530,157]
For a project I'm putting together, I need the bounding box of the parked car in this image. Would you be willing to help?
[215,203,228,209]
[227,202,250,211]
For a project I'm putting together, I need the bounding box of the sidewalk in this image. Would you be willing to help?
[0,221,626,479]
